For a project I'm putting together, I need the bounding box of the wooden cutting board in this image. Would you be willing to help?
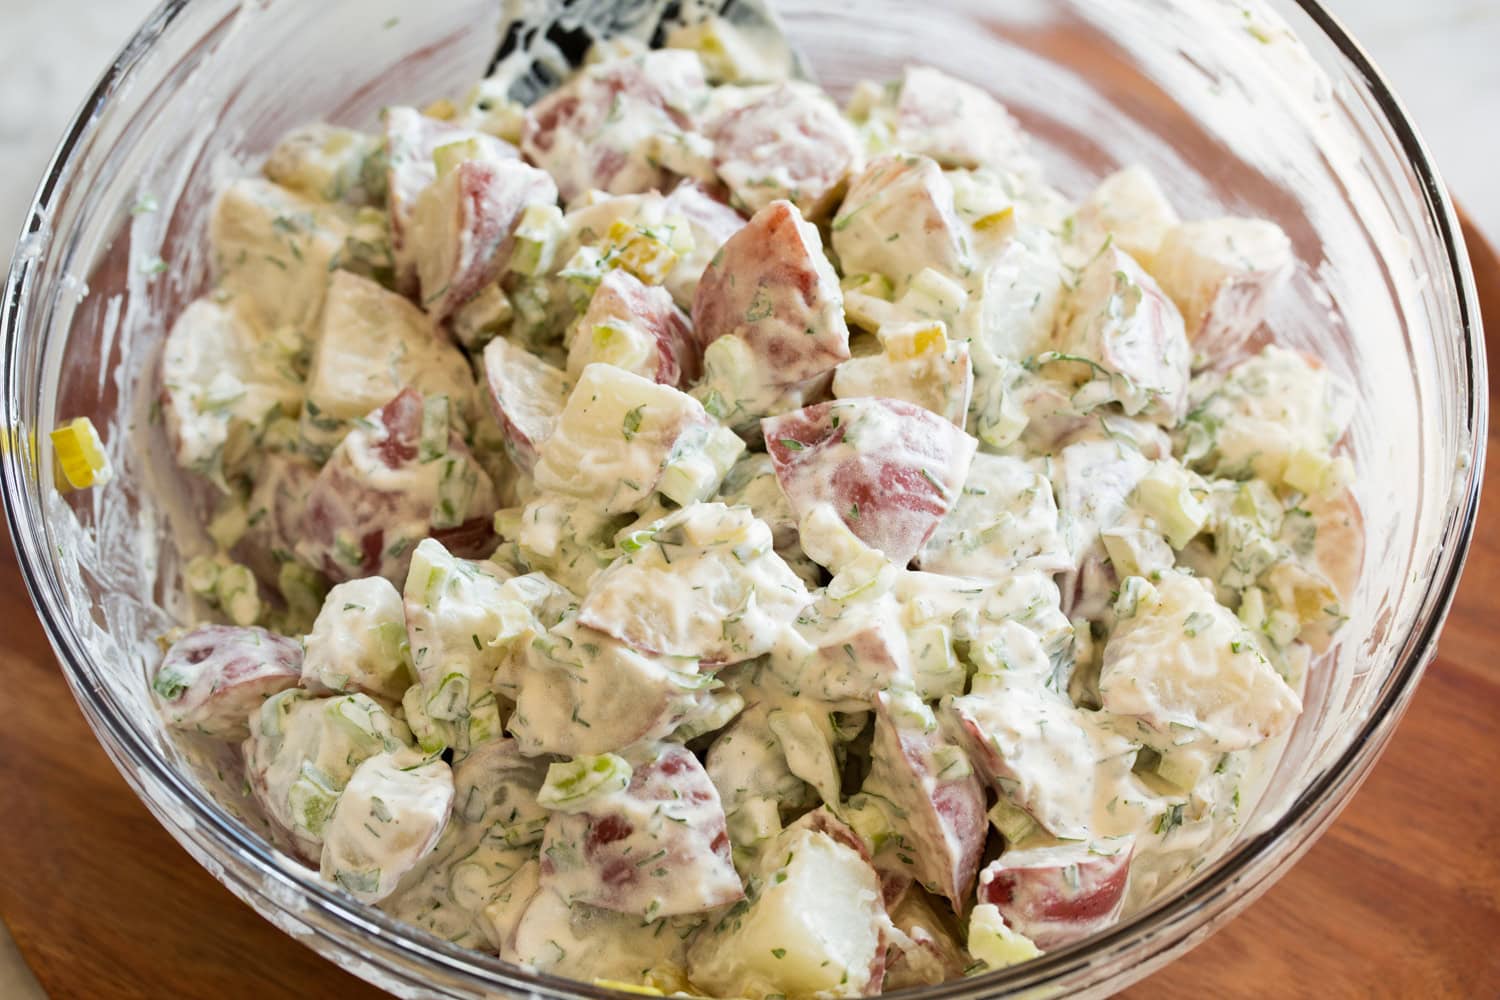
[2,221,1497,1000]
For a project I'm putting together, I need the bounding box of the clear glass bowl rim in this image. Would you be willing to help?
[0,1,1488,996]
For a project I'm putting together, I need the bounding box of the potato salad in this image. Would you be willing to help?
[150,22,1360,998]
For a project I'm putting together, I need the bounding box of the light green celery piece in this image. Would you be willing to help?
[537,753,632,812]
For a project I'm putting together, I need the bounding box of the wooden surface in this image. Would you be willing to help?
[2,234,1497,1000]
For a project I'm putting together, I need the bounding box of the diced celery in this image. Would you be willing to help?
[908,623,964,700]
[184,555,221,597]
[558,246,606,311]
[1101,524,1174,580]
[419,395,450,464]
[1265,608,1301,647]
[896,267,970,327]
[725,796,782,848]
[1134,463,1208,549]
[839,272,894,301]
[287,762,340,836]
[656,423,745,506]
[432,138,482,177]
[215,562,262,626]
[1154,750,1212,791]
[537,753,633,812]
[1238,585,1268,631]
[451,283,513,350]
[968,905,1044,969]
[402,684,450,754]
[509,203,565,278]
[278,561,329,634]
[207,501,249,550]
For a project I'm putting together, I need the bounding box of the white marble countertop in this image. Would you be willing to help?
[0,1,1495,996]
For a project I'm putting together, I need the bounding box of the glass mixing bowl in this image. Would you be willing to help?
[1,0,1486,996]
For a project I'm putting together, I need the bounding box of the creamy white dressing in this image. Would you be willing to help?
[142,23,1366,997]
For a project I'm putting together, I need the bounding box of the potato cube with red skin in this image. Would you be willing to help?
[883,883,970,989]
[894,67,1030,171]
[975,840,1135,950]
[945,673,1133,842]
[480,336,568,473]
[686,819,891,999]
[383,106,520,292]
[1049,436,1152,569]
[238,452,318,581]
[319,749,455,904]
[785,593,913,707]
[1050,246,1191,425]
[763,397,978,566]
[539,743,742,918]
[301,270,476,458]
[1151,218,1293,355]
[506,881,702,985]
[567,269,699,386]
[662,181,746,308]
[691,199,850,407]
[833,323,973,427]
[863,691,986,912]
[510,617,717,756]
[709,81,862,219]
[533,364,744,515]
[1099,573,1301,752]
[210,178,350,334]
[410,157,559,321]
[521,51,709,203]
[160,298,303,489]
[917,453,1072,579]
[1071,165,1180,266]
[832,155,971,294]
[297,389,497,584]
[577,502,810,665]
[151,625,302,740]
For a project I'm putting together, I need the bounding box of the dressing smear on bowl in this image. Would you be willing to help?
[31,2,1438,996]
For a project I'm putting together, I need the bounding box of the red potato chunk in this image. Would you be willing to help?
[763,397,978,566]
[709,81,862,219]
[832,322,973,427]
[794,595,913,705]
[692,199,849,371]
[894,66,1030,171]
[568,268,699,386]
[864,692,986,912]
[576,502,809,665]
[686,819,890,998]
[883,884,969,989]
[480,336,568,473]
[1050,247,1190,425]
[691,199,850,424]
[1151,218,1294,355]
[151,624,302,739]
[831,155,969,290]
[509,618,717,757]
[239,452,318,580]
[298,389,497,584]
[539,744,742,918]
[521,50,709,203]
[532,364,745,515]
[976,840,1134,949]
[411,157,559,321]
[662,181,746,308]
[383,106,519,291]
